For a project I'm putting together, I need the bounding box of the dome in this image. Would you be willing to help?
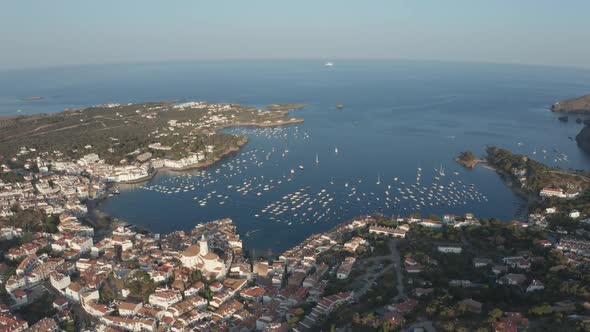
[183,244,201,257]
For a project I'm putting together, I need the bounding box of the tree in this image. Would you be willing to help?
[99,287,116,304]
[530,304,553,316]
[127,271,155,302]
[487,308,503,323]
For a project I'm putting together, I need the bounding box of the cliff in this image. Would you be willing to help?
[576,125,590,154]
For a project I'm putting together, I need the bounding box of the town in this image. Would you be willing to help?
[2,144,590,330]
[1,190,590,332]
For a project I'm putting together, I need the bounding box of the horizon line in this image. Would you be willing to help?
[1,57,589,73]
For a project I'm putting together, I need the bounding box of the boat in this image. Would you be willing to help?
[336,103,344,110]
[324,62,334,67]
[290,169,295,174]
[439,163,446,177]
[376,174,381,185]
[316,153,319,164]
[298,165,304,170]
[335,147,339,154]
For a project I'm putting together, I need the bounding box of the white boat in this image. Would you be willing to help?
[324,62,334,67]
[335,147,339,154]
[298,165,304,170]
[316,153,319,164]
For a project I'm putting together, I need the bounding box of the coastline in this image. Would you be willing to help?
[88,110,304,236]
[151,117,304,173]
[455,157,533,217]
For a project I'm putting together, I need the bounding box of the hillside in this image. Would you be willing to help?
[486,146,589,195]
[551,93,590,113]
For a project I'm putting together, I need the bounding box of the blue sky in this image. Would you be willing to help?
[1,0,589,69]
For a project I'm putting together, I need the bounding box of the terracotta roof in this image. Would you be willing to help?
[182,244,200,257]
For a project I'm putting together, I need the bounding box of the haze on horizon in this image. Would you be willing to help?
[1,0,589,70]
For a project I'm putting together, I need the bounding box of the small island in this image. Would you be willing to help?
[455,150,484,169]
[21,96,43,101]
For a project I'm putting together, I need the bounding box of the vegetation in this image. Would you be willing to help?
[1,207,60,233]
[126,271,156,302]
[486,146,589,194]
[551,93,590,113]
[0,101,304,165]
[16,293,56,325]
[456,150,480,168]
[0,170,23,183]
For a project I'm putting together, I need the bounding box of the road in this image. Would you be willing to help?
[387,239,406,300]
[352,238,406,300]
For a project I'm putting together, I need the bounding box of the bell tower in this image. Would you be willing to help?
[199,234,208,256]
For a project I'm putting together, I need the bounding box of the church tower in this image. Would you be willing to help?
[199,234,208,256]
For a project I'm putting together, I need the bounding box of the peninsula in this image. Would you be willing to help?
[0,101,305,171]
[550,93,590,113]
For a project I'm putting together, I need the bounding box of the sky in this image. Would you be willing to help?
[1,0,589,69]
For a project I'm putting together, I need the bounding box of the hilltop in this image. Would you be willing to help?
[550,93,590,113]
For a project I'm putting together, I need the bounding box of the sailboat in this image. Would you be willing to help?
[316,153,319,164]
[376,174,381,185]
[439,163,446,177]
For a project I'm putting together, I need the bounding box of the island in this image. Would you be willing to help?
[21,96,43,101]
[455,150,483,169]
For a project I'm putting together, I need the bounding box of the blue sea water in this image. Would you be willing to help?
[1,60,590,253]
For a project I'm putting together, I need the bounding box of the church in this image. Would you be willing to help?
[180,235,227,280]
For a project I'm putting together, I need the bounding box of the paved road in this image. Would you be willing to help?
[387,239,406,301]
[352,238,406,299]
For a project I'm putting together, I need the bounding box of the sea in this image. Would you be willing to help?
[1,60,590,254]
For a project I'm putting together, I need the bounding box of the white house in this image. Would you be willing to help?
[50,272,71,292]
[540,187,565,198]
[437,245,463,254]
[149,288,182,310]
[569,210,581,219]
[118,301,143,316]
[526,279,545,293]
